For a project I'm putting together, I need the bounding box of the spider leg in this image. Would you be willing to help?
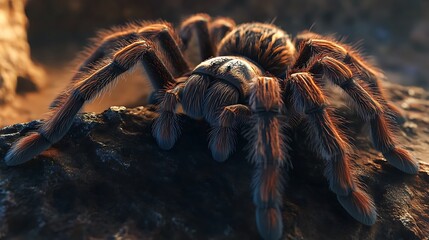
[180,74,212,119]
[249,77,288,240]
[137,23,190,76]
[49,31,140,108]
[287,72,376,225]
[179,14,235,61]
[51,22,189,108]
[308,57,419,174]
[182,71,241,123]
[5,40,176,166]
[292,34,405,123]
[202,81,240,125]
[208,104,250,162]
[209,17,236,49]
[180,14,214,61]
[152,83,184,150]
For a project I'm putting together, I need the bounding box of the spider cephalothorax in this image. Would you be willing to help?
[5,13,419,240]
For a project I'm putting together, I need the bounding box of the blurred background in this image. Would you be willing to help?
[1,0,428,126]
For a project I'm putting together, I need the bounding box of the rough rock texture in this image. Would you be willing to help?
[0,0,44,104]
[0,82,428,239]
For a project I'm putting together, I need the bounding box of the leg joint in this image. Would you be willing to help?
[159,90,179,112]
[113,40,153,68]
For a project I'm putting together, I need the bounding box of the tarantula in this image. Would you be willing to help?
[5,14,419,240]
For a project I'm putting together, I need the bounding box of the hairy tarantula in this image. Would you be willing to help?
[5,14,419,240]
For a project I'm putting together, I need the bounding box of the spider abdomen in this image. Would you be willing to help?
[217,23,296,78]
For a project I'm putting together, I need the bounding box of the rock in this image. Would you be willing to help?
[0,83,428,239]
[0,0,44,104]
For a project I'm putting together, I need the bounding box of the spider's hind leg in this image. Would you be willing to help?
[209,17,236,49]
[6,40,177,166]
[287,72,377,225]
[49,31,141,109]
[51,22,189,108]
[179,14,235,61]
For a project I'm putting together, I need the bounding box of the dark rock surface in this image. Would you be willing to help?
[0,83,428,239]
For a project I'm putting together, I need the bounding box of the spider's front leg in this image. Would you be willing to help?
[182,75,244,160]
[152,83,183,150]
[51,22,189,108]
[209,104,250,161]
[308,57,419,174]
[287,72,377,225]
[248,77,289,240]
[152,78,249,154]
[6,40,177,166]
